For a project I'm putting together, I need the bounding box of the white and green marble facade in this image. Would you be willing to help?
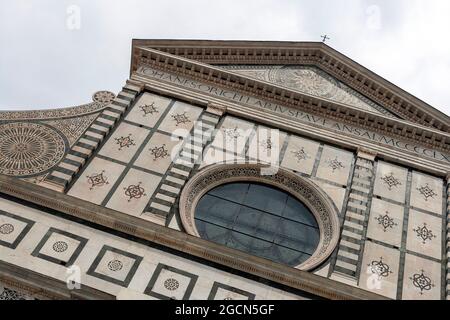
[1,41,449,300]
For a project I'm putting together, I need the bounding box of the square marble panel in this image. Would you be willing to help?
[208,282,255,300]
[200,147,246,168]
[402,254,441,300]
[313,180,346,213]
[106,168,161,216]
[406,210,442,260]
[410,172,443,215]
[98,122,150,163]
[280,135,320,175]
[158,101,203,138]
[316,146,354,185]
[366,198,404,248]
[67,157,125,205]
[134,132,184,175]
[247,126,286,165]
[31,227,88,266]
[373,161,408,204]
[211,116,255,154]
[359,241,400,299]
[0,211,35,249]
[125,92,172,127]
[87,245,143,287]
[144,263,198,300]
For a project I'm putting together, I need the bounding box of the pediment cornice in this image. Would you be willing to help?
[131,45,450,156]
[131,40,450,133]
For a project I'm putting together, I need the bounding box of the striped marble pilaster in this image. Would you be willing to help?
[333,149,376,279]
[44,81,144,191]
[446,175,450,300]
[143,108,222,225]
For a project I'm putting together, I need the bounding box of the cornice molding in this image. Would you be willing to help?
[131,46,450,156]
[131,40,449,133]
[0,175,386,300]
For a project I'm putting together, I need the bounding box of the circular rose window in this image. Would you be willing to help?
[195,182,320,267]
[179,163,340,271]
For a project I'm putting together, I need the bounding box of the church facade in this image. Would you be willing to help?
[0,40,449,300]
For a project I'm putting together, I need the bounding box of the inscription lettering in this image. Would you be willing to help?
[138,67,450,163]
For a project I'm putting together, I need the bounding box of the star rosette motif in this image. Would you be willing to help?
[86,170,109,190]
[123,182,147,202]
[115,134,136,151]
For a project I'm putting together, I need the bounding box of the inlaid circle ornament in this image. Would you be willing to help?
[52,241,69,253]
[164,278,180,291]
[179,163,340,271]
[0,223,14,235]
[92,91,116,104]
[0,122,66,177]
[107,260,123,272]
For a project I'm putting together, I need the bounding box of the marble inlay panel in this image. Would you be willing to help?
[125,92,172,127]
[68,158,125,205]
[373,161,408,204]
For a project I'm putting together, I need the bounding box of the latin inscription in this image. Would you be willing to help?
[138,66,450,163]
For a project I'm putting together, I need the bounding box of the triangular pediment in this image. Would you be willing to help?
[221,65,397,118]
[131,40,450,133]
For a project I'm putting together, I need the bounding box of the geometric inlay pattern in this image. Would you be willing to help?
[115,134,136,151]
[92,91,116,105]
[164,278,180,291]
[0,122,66,177]
[0,223,14,235]
[171,112,191,126]
[144,263,198,300]
[291,148,310,162]
[31,228,88,267]
[367,257,393,280]
[375,212,398,232]
[150,144,169,161]
[413,223,436,244]
[86,245,143,287]
[107,260,123,272]
[207,282,256,300]
[86,171,109,190]
[123,182,147,202]
[409,270,435,295]
[139,103,159,117]
[326,157,345,172]
[380,173,401,190]
[223,127,242,141]
[416,184,437,201]
[0,211,35,249]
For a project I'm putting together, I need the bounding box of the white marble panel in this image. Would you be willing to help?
[406,209,442,260]
[373,161,408,203]
[125,92,172,127]
[68,157,125,205]
[98,122,150,163]
[410,172,443,215]
[281,135,320,175]
[316,146,354,185]
[106,168,161,216]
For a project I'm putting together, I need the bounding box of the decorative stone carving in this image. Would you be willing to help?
[92,91,116,105]
[178,162,340,271]
[0,122,66,177]
[226,65,394,117]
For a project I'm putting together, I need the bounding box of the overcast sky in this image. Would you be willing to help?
[0,0,449,116]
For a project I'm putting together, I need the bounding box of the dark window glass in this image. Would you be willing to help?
[195,182,320,267]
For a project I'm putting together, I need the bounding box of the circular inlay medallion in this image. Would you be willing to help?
[92,91,116,104]
[107,259,123,272]
[52,241,69,253]
[164,278,180,291]
[0,223,14,235]
[0,122,66,177]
